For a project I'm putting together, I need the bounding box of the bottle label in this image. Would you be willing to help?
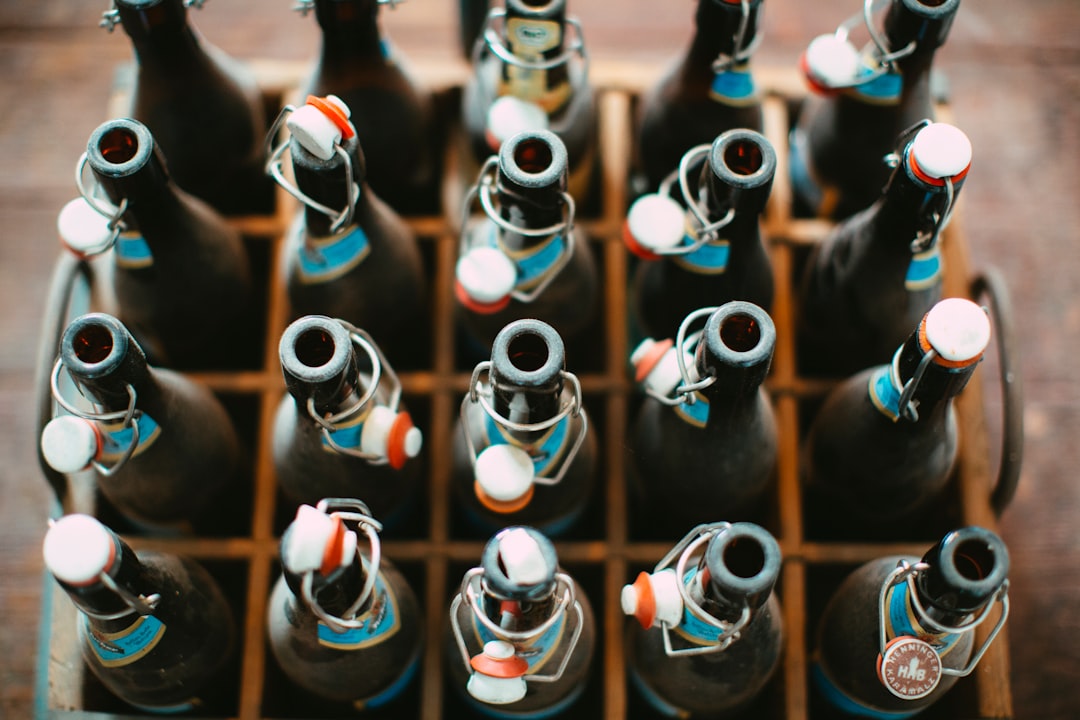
[811,661,921,719]
[709,63,758,106]
[317,571,402,650]
[474,603,568,675]
[868,366,903,422]
[297,224,372,284]
[503,18,571,112]
[672,218,731,275]
[673,391,710,428]
[905,246,943,291]
[127,698,198,714]
[488,224,568,293]
[354,651,420,711]
[850,66,904,105]
[320,405,370,455]
[883,582,960,658]
[483,412,572,478]
[99,412,162,463]
[671,567,735,647]
[84,614,166,668]
[115,230,154,269]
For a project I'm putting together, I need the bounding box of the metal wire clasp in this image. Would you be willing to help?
[644,307,719,407]
[475,8,588,76]
[69,153,129,256]
[645,145,737,258]
[449,566,584,685]
[304,322,404,464]
[710,0,764,74]
[460,156,577,303]
[100,0,206,31]
[460,361,587,489]
[814,0,918,90]
[265,105,359,235]
[298,498,385,633]
[878,560,1010,679]
[651,523,752,657]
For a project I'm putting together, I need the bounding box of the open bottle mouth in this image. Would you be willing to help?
[87,119,154,178]
[499,130,567,192]
[710,129,775,189]
[61,314,130,378]
[492,319,565,388]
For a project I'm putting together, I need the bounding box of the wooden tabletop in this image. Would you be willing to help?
[2,1,1078,718]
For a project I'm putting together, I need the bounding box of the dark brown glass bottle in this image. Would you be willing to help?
[299,0,438,215]
[41,313,242,534]
[103,0,271,215]
[637,0,765,190]
[272,315,423,530]
[802,298,991,537]
[627,129,775,342]
[790,0,961,220]
[813,527,1010,716]
[43,514,234,713]
[446,526,595,716]
[267,499,423,710]
[628,302,777,537]
[269,96,428,362]
[797,121,971,377]
[452,319,597,537]
[454,129,598,354]
[462,0,596,201]
[71,118,255,371]
[623,522,783,718]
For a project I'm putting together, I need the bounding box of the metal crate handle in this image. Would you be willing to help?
[970,266,1024,515]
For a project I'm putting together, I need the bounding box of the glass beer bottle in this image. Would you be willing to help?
[43,513,235,713]
[790,0,961,220]
[272,315,423,530]
[447,526,595,716]
[813,526,1010,716]
[797,120,972,377]
[637,0,766,190]
[297,0,438,214]
[101,0,271,215]
[453,319,597,537]
[267,499,423,710]
[623,522,783,718]
[41,313,242,534]
[60,117,254,370]
[626,129,775,342]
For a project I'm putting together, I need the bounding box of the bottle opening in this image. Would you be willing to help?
[99,127,140,166]
[518,0,557,9]
[514,138,554,175]
[73,324,115,365]
[720,314,761,353]
[295,328,337,368]
[917,0,949,7]
[724,537,766,579]
[507,331,550,372]
[724,140,764,177]
[953,539,996,581]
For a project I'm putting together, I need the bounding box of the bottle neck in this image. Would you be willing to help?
[284,343,365,414]
[868,151,960,252]
[882,0,958,84]
[314,0,386,63]
[490,373,564,436]
[894,330,979,420]
[117,0,211,72]
[686,0,760,66]
[91,150,184,237]
[499,1,571,108]
[292,135,370,238]
[63,333,156,410]
[493,182,565,253]
[284,552,372,620]
[57,538,149,628]
[480,587,559,633]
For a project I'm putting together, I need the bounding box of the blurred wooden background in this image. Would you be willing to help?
[1,0,1078,717]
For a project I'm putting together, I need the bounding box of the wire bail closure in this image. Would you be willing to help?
[810,0,918,91]
[645,307,719,407]
[100,0,207,31]
[710,0,763,74]
[877,560,1010,682]
[449,566,584,685]
[460,360,587,489]
[647,145,737,257]
[71,153,129,256]
[882,119,959,255]
[650,522,752,657]
[460,156,578,303]
[475,8,588,77]
[298,498,385,634]
[49,359,142,477]
[265,104,359,235]
[304,321,405,464]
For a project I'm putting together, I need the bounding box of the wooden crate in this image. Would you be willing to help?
[34,57,1018,720]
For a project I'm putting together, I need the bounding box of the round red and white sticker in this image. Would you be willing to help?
[877,636,942,700]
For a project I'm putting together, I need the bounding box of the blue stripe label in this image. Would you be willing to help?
[317,572,401,650]
[485,224,566,291]
[671,567,733,646]
[709,66,757,104]
[672,226,730,275]
[298,224,371,283]
[811,661,920,719]
[100,413,161,462]
[851,68,903,104]
[868,367,902,422]
[322,411,367,454]
[84,614,166,668]
[484,413,572,478]
[673,393,710,428]
[115,231,153,269]
[885,582,960,658]
[905,247,943,290]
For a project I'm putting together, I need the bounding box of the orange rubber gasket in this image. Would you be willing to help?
[306,95,355,139]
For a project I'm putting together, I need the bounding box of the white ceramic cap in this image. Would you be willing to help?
[620,568,684,628]
[475,444,535,504]
[924,298,991,363]
[287,96,352,161]
[456,247,518,304]
[361,406,423,460]
[803,34,861,88]
[486,96,549,148]
[282,504,359,574]
[43,514,114,585]
[625,194,685,252]
[57,198,114,256]
[41,416,100,474]
[497,527,549,586]
[911,123,972,179]
[467,640,529,704]
[631,338,691,397]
